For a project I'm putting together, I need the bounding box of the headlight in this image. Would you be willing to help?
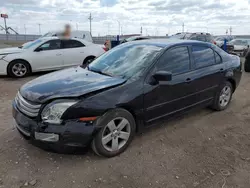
[41,100,78,124]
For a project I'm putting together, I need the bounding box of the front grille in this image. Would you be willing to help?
[15,92,41,117]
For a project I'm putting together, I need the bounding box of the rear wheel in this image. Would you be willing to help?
[82,56,95,68]
[245,58,250,72]
[7,60,31,78]
[211,81,233,111]
[92,109,136,157]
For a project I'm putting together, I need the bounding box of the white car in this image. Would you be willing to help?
[228,39,250,56]
[0,37,105,78]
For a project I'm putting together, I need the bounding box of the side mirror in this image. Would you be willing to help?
[153,71,172,81]
[35,48,42,52]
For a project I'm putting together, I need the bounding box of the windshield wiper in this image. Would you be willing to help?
[87,66,113,77]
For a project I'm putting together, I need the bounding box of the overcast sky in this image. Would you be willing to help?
[0,0,250,36]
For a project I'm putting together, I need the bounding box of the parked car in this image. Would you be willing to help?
[13,39,242,157]
[0,37,105,78]
[170,32,216,44]
[214,36,233,48]
[227,39,250,57]
[120,36,150,44]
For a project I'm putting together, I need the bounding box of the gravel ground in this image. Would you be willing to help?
[0,68,250,188]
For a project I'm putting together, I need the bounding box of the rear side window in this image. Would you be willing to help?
[206,35,213,43]
[62,40,85,48]
[156,46,190,74]
[215,52,222,64]
[192,46,215,68]
[196,35,206,42]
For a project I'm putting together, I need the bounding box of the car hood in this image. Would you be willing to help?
[0,47,24,55]
[20,67,127,103]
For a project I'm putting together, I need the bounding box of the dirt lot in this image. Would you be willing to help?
[0,69,250,188]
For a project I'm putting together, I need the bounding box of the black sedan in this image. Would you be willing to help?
[13,39,242,157]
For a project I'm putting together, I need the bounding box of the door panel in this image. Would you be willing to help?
[190,45,225,101]
[144,71,203,124]
[143,46,195,125]
[61,39,87,67]
[30,39,63,71]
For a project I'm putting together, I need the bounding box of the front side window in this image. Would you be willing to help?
[38,40,61,51]
[156,46,190,74]
[192,46,215,68]
[88,44,162,79]
[62,40,85,48]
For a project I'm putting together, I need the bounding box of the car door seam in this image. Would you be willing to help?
[146,97,214,123]
[146,85,218,111]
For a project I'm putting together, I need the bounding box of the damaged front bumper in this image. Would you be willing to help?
[12,101,99,150]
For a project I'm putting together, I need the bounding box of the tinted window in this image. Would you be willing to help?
[192,46,215,68]
[196,35,206,42]
[215,52,222,64]
[157,46,190,74]
[206,35,213,42]
[63,40,85,48]
[38,40,61,51]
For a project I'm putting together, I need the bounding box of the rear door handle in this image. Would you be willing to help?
[220,68,224,72]
[185,78,192,83]
[56,54,62,56]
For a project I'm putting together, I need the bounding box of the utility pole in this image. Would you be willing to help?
[117,20,120,35]
[140,26,142,35]
[76,23,78,30]
[38,23,41,35]
[88,13,93,35]
[24,24,26,34]
[229,26,232,36]
[182,23,185,33]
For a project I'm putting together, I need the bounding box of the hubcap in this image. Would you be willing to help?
[219,86,231,107]
[12,63,27,77]
[101,117,131,152]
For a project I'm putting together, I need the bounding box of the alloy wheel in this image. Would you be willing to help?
[219,86,231,107]
[12,63,27,77]
[101,117,131,152]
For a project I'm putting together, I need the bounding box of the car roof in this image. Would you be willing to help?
[40,37,92,44]
[125,39,212,48]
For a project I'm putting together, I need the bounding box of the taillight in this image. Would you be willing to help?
[102,47,108,52]
[213,41,217,45]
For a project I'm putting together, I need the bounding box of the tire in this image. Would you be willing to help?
[7,60,31,78]
[92,108,136,157]
[244,58,250,72]
[82,56,95,68]
[211,81,233,111]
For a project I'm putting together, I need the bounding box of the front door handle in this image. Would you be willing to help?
[185,78,192,83]
[220,68,224,72]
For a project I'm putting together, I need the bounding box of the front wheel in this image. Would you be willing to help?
[211,81,233,111]
[7,60,31,78]
[92,109,136,157]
